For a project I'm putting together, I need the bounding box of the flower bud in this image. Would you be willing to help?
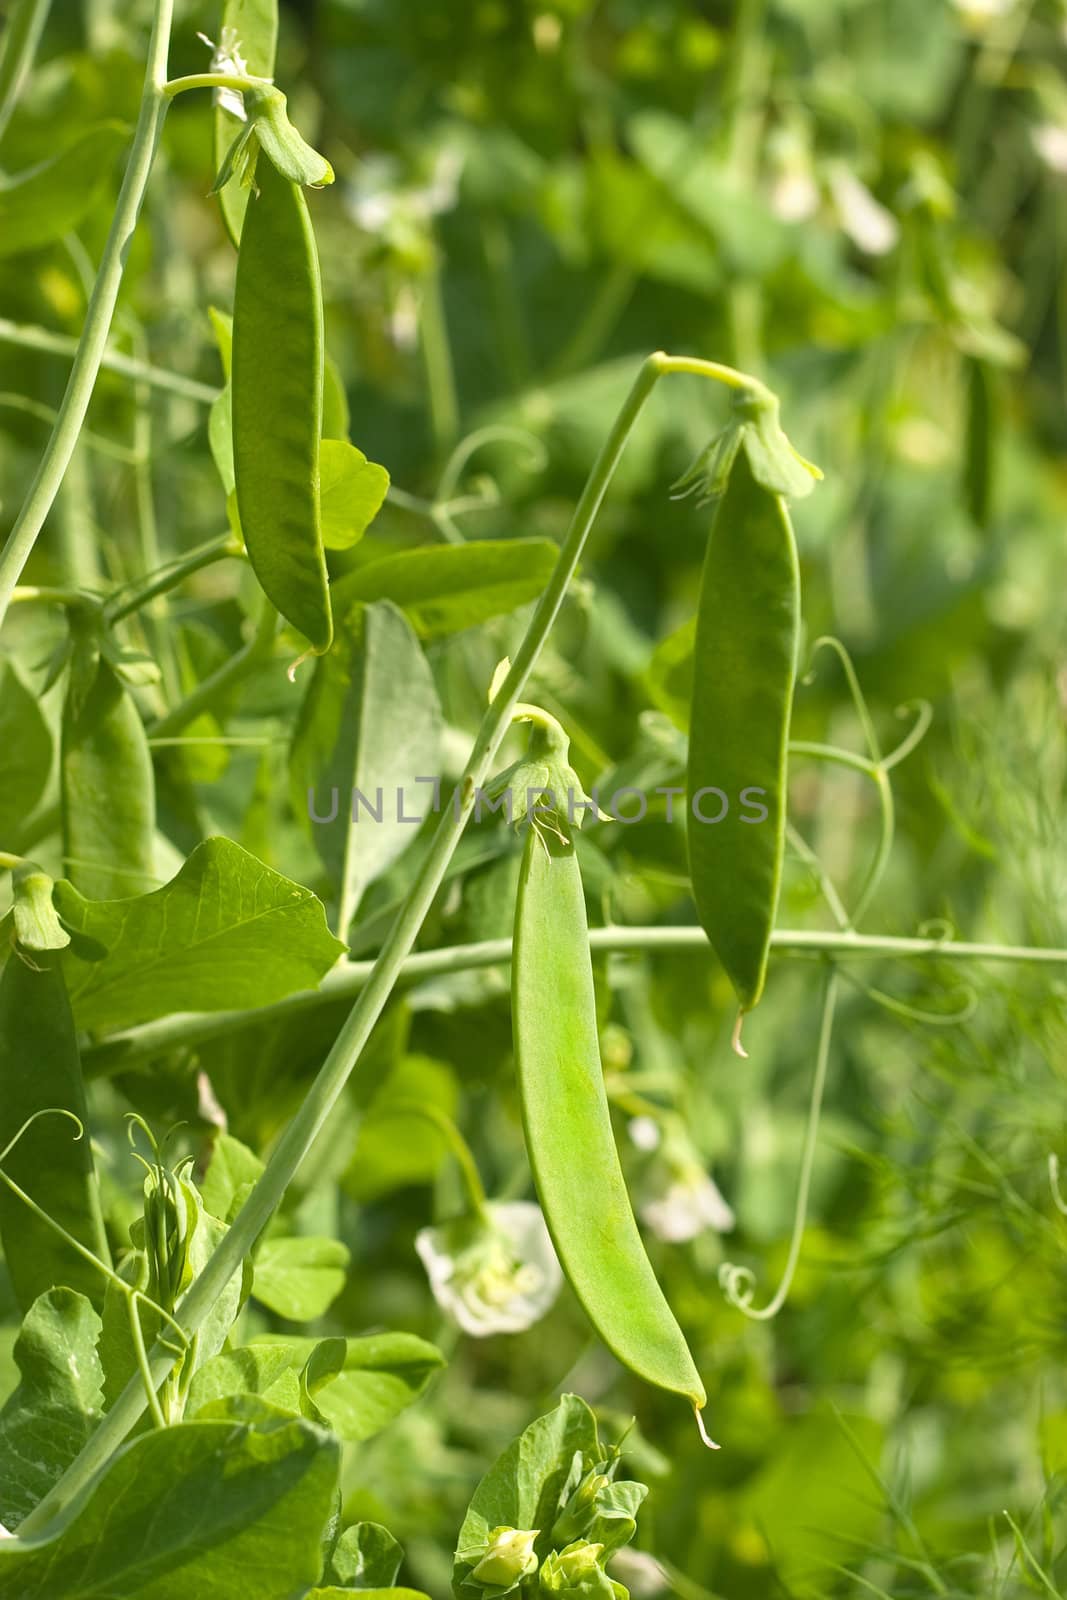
[540,1540,616,1595]
[470,1526,540,1585]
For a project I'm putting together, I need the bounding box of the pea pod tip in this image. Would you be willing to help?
[731,1009,749,1059]
[693,1406,720,1451]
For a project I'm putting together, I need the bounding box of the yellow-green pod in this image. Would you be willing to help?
[512,823,709,1426]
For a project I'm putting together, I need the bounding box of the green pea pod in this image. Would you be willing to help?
[512,824,708,1423]
[686,448,800,1017]
[232,155,333,653]
[61,655,156,901]
[0,917,110,1310]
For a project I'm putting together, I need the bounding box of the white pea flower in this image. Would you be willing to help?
[628,1116,661,1154]
[828,165,899,256]
[1033,124,1067,174]
[641,1168,735,1244]
[196,27,253,122]
[608,1549,670,1597]
[415,1200,562,1336]
[0,1522,12,1541]
[766,126,820,224]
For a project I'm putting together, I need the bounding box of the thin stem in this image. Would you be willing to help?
[105,535,237,625]
[82,924,1067,1080]
[0,0,176,634]
[23,348,672,1532]
[0,317,218,404]
[10,585,89,608]
[0,0,52,145]
[654,352,769,399]
[718,968,838,1320]
[366,1101,490,1221]
[419,250,459,454]
[163,71,271,99]
[146,596,276,739]
[126,1293,167,1429]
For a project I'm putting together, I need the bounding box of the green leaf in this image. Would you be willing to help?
[453,1394,601,1598]
[326,1522,403,1589]
[319,440,390,550]
[200,1132,265,1224]
[185,1343,302,1418]
[330,539,557,640]
[253,1236,350,1321]
[0,1290,104,1531]
[290,601,442,929]
[0,123,128,258]
[0,1405,340,1598]
[253,1332,445,1442]
[0,925,109,1311]
[345,1055,458,1203]
[213,0,279,247]
[644,618,694,733]
[0,659,52,852]
[322,355,350,440]
[54,837,345,1032]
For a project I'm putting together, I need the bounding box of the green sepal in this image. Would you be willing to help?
[212,86,334,193]
[12,865,70,952]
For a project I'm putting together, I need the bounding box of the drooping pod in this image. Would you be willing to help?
[683,392,818,1025]
[232,154,333,652]
[61,649,156,902]
[507,711,709,1426]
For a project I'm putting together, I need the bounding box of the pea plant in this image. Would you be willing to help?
[1,0,1066,1595]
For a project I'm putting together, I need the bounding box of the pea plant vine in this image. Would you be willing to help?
[0,1,1064,1596]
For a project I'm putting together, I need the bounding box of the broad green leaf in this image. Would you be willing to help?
[0,924,109,1311]
[253,1236,350,1321]
[326,1522,403,1588]
[0,1405,339,1598]
[0,659,52,851]
[319,439,390,549]
[253,1332,445,1442]
[344,1055,458,1203]
[54,837,345,1031]
[330,539,557,639]
[185,1343,301,1417]
[645,618,694,732]
[0,1290,104,1531]
[290,601,442,930]
[200,1131,265,1223]
[453,1394,603,1598]
[0,124,128,258]
[213,0,279,247]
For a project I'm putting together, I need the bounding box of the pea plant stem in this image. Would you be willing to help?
[0,317,219,404]
[105,534,238,625]
[19,349,694,1533]
[0,0,176,636]
[0,0,52,145]
[81,923,1067,1080]
[146,596,277,740]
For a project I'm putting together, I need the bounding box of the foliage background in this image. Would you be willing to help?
[2,0,1067,1593]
